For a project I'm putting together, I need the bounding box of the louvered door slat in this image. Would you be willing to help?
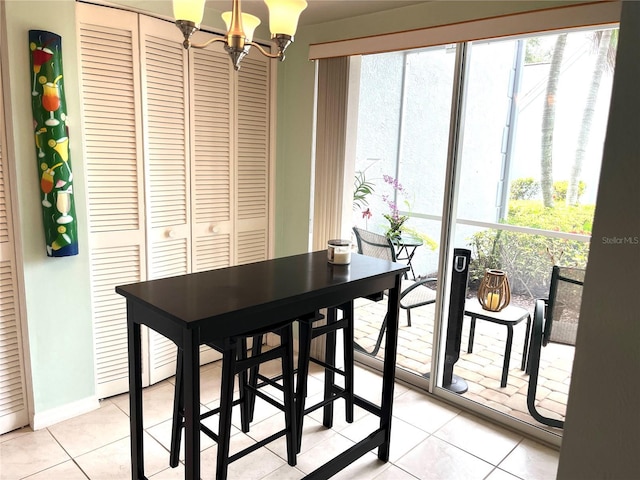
[0,260,27,431]
[91,245,143,389]
[0,176,7,244]
[237,230,268,265]
[141,19,190,233]
[235,51,270,264]
[78,3,147,398]
[194,234,232,271]
[140,16,196,383]
[80,16,140,235]
[190,39,233,273]
[0,48,29,432]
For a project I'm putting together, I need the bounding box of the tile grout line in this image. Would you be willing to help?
[34,427,91,480]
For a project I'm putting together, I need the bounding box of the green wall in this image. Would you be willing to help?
[3,0,93,414]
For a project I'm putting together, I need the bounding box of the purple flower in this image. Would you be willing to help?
[382,182,403,218]
[383,174,404,193]
[381,174,411,238]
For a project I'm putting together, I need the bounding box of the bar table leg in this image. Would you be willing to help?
[127,304,145,480]
[378,275,401,461]
[183,330,201,480]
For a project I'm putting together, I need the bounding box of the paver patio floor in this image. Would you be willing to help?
[353,297,573,433]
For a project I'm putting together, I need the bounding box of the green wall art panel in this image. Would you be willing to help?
[29,30,78,257]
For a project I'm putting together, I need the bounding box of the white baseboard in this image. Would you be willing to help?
[31,396,100,430]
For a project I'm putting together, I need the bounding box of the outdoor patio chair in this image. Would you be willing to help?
[352,226,438,355]
[527,265,585,428]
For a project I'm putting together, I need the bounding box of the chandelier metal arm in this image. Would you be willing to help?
[189,36,228,50]
[245,41,282,59]
[181,34,292,67]
[190,37,280,59]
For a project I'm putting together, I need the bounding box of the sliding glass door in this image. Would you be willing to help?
[350,25,617,438]
[351,45,455,373]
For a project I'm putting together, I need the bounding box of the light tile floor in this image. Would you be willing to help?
[0,361,560,480]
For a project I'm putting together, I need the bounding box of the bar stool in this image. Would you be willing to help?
[295,301,355,451]
[244,312,324,426]
[169,320,297,480]
[247,304,355,452]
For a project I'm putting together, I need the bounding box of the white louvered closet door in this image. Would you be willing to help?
[234,48,272,264]
[78,4,148,398]
[0,50,29,434]
[190,33,234,273]
[139,16,193,383]
[80,5,274,393]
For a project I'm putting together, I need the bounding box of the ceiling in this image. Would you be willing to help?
[204,0,426,27]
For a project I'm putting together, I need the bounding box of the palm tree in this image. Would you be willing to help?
[566,29,617,205]
[540,33,567,208]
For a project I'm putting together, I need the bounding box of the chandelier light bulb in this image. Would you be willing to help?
[173,0,206,26]
[222,11,261,43]
[264,0,307,37]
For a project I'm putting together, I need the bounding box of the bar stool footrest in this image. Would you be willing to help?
[200,423,218,443]
[332,385,382,416]
[249,386,288,411]
[304,390,349,416]
[310,318,348,338]
[310,356,346,377]
[256,373,285,392]
[199,397,243,421]
[228,429,288,464]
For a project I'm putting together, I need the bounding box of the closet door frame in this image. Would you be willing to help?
[0,2,32,433]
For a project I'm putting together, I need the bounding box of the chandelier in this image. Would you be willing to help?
[173,0,307,70]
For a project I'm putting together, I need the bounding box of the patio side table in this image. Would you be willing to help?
[464,298,531,388]
[392,234,423,279]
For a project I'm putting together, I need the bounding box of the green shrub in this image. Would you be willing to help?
[468,199,593,298]
[468,230,589,298]
[553,180,586,202]
[506,200,594,234]
[509,177,586,202]
[510,177,539,200]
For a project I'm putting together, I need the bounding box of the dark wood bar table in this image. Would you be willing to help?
[116,251,408,480]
